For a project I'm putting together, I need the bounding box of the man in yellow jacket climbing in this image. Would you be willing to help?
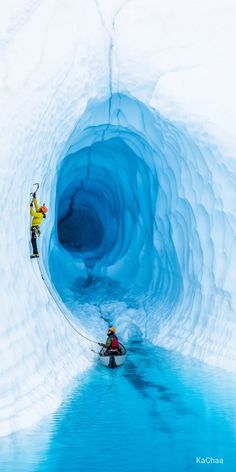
[30,192,48,258]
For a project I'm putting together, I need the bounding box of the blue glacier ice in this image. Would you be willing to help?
[0,0,236,442]
[44,92,236,366]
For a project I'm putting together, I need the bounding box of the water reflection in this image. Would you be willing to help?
[0,345,236,472]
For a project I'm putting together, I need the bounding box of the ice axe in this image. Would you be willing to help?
[30,183,39,203]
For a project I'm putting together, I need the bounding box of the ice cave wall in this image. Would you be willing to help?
[0,0,236,436]
[46,92,236,371]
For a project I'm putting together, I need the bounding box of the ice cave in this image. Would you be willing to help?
[0,1,236,471]
[45,91,236,368]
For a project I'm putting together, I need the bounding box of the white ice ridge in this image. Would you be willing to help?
[0,0,236,436]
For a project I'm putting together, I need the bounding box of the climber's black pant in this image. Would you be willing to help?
[31,226,40,255]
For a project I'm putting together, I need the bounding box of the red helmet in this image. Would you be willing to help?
[40,204,48,214]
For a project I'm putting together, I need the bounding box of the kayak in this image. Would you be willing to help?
[99,343,126,369]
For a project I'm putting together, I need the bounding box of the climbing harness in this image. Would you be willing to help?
[31,225,40,236]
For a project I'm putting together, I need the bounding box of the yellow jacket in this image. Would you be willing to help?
[30,197,44,226]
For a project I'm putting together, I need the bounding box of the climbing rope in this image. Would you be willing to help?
[36,259,99,346]
[30,182,100,346]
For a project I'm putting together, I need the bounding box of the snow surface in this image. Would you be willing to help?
[0,0,236,436]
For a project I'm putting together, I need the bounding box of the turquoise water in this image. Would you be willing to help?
[0,344,236,472]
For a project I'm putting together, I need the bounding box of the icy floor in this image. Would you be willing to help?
[55,274,149,344]
[0,345,235,472]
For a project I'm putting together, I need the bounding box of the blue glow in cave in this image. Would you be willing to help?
[46,92,230,349]
[47,94,186,323]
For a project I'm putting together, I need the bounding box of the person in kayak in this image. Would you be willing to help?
[99,327,120,355]
[30,192,48,258]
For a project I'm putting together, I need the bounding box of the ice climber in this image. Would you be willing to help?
[99,327,120,354]
[30,192,48,258]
